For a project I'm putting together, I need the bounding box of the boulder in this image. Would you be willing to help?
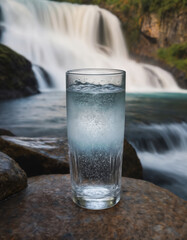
[0,174,186,239]
[0,128,15,136]
[0,136,69,177]
[0,151,27,201]
[0,136,142,178]
[123,139,142,179]
[0,44,39,99]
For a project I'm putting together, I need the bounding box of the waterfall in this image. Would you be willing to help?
[0,0,182,92]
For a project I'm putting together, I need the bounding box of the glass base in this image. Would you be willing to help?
[72,191,120,210]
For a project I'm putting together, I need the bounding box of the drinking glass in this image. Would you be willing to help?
[66,68,126,210]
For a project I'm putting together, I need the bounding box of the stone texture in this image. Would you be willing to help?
[0,174,186,240]
[159,11,187,47]
[123,139,142,179]
[135,11,187,89]
[140,11,187,48]
[141,13,159,39]
[0,136,142,179]
[0,136,69,177]
[0,151,27,201]
[0,44,39,99]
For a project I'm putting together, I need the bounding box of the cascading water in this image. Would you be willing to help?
[0,0,181,91]
[130,122,187,199]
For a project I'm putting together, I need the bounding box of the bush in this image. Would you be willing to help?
[141,0,187,16]
[157,42,187,74]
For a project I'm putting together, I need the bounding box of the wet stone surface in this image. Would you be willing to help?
[0,151,27,200]
[0,136,69,176]
[0,136,142,179]
[123,139,142,179]
[0,174,186,240]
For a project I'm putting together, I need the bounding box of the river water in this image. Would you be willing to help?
[0,91,186,200]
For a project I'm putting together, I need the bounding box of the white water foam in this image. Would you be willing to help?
[132,122,187,177]
[0,0,183,92]
[32,65,49,91]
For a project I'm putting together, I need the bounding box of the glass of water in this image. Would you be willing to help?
[66,68,126,210]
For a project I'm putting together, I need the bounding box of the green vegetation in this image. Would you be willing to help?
[157,42,187,75]
[141,0,187,16]
[51,0,187,15]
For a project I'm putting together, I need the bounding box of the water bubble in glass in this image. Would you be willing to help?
[66,68,126,210]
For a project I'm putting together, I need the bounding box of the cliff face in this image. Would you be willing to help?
[135,10,187,57]
[98,1,187,89]
[129,10,187,88]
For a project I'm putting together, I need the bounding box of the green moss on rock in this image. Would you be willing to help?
[0,44,39,99]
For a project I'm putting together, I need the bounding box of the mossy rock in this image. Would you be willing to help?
[0,44,39,99]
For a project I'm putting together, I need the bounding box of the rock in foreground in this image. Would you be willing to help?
[0,136,142,178]
[0,152,27,200]
[0,174,186,239]
[0,136,69,176]
[0,44,39,99]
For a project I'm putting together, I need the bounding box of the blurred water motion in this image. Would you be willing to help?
[0,0,182,92]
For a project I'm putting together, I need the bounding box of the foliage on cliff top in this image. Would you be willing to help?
[157,42,187,76]
[50,0,187,14]
[141,0,187,16]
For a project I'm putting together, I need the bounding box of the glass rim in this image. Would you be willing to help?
[66,68,125,76]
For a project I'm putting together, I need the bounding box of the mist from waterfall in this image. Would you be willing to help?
[0,0,182,92]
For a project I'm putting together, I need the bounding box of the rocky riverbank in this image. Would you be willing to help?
[0,44,39,99]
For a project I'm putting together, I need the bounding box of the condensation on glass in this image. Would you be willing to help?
[66,68,126,210]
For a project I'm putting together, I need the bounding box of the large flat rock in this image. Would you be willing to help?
[0,152,27,200]
[0,174,186,239]
[0,136,142,178]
